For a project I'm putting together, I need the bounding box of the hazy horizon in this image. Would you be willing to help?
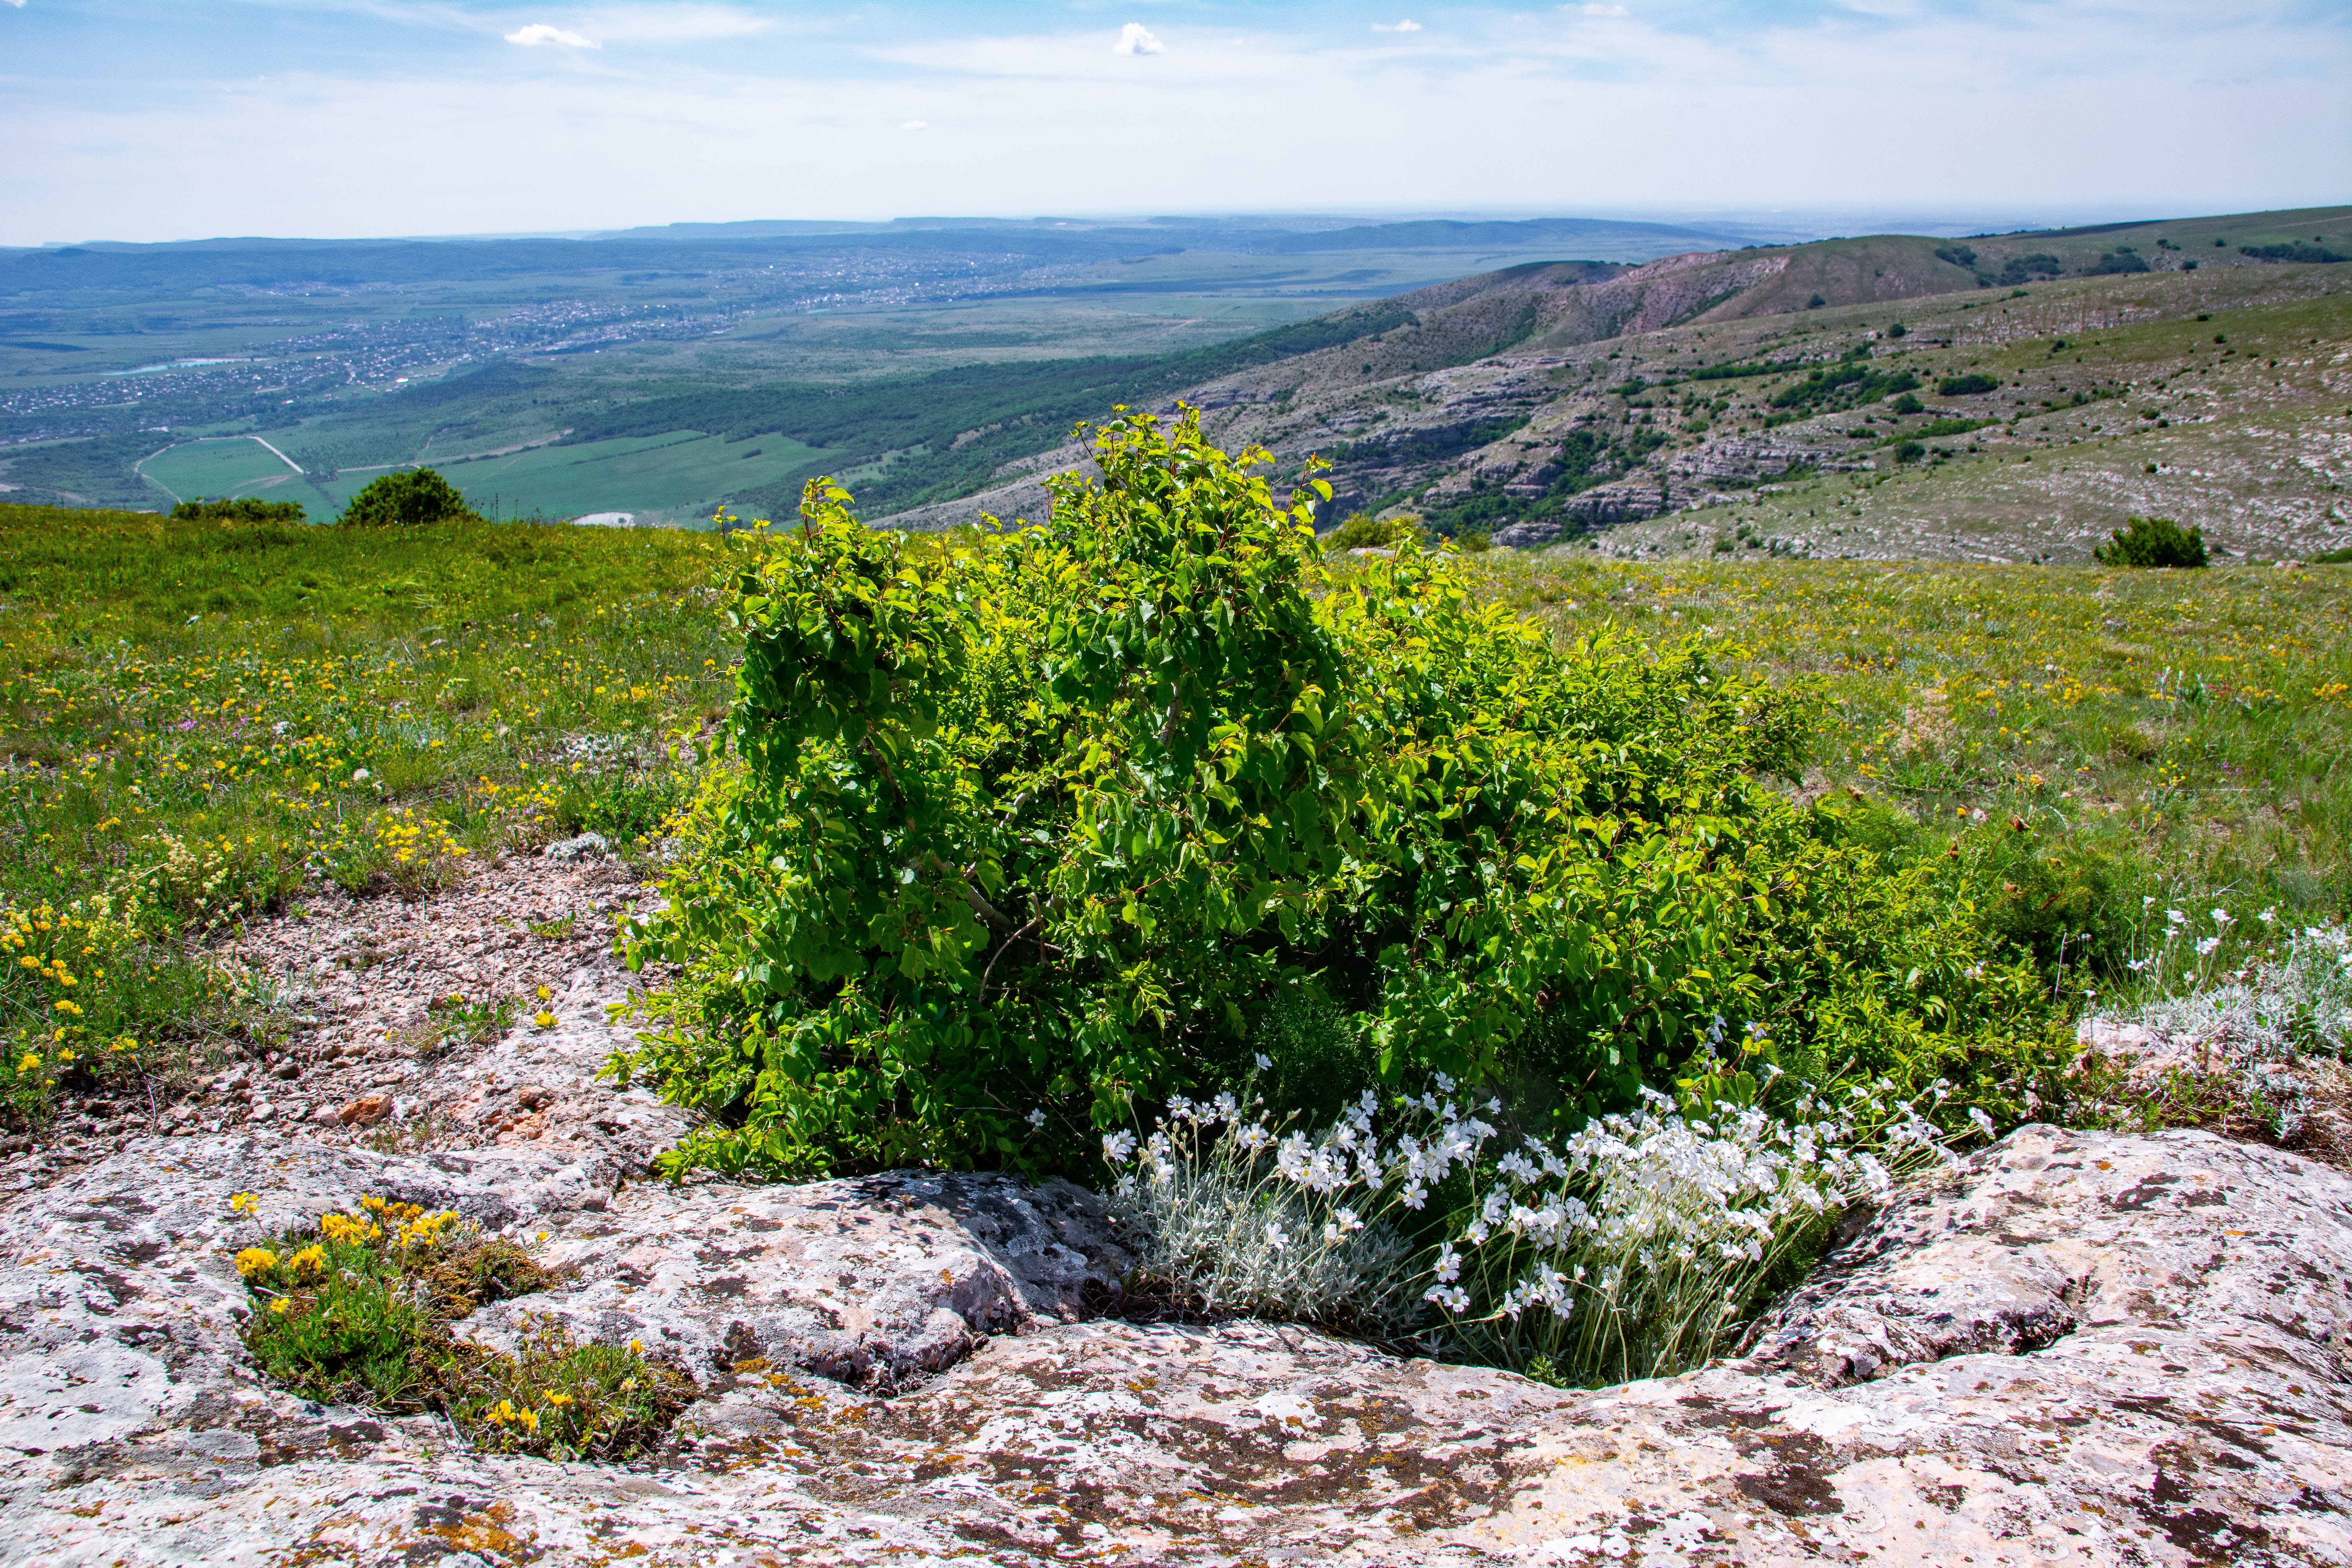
[7,203,2269,252]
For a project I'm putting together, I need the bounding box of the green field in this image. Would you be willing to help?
[135,438,314,509]
[396,430,831,525]
[134,430,835,524]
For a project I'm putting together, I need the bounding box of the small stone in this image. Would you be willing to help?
[543,832,610,862]
[338,1094,392,1127]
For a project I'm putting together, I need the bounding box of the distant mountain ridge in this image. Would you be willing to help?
[874,203,2352,533]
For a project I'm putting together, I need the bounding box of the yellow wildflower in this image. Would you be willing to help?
[533,1010,556,1029]
[234,1247,279,1279]
[268,1297,294,1315]
[229,1192,259,1214]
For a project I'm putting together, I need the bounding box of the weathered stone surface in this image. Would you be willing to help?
[4,1122,2347,1566]
[456,1171,1127,1391]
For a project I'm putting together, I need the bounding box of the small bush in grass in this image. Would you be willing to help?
[2095,516,2208,569]
[1938,374,1999,396]
[235,1194,691,1460]
[1322,511,1425,551]
[172,497,309,524]
[337,468,481,529]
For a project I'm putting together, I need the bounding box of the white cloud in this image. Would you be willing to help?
[1372,20,1423,33]
[505,23,598,48]
[4,3,2345,243]
[1111,22,1164,56]
[1575,4,1630,16]
[900,119,929,131]
[583,6,774,45]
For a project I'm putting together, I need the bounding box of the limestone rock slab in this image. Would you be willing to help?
[457,1171,1129,1390]
[2,1125,2348,1566]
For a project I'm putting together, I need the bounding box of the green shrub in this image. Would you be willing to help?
[1938,374,1999,396]
[1323,512,1426,551]
[338,468,482,528]
[1997,254,2063,287]
[613,412,2064,1180]
[1892,441,1926,464]
[2239,241,2348,264]
[1770,365,1919,415]
[1888,393,1923,416]
[172,497,309,524]
[2095,516,2208,569]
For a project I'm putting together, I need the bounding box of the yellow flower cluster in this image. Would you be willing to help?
[479,1399,543,1435]
[233,1239,320,1290]
[374,809,469,868]
[319,1211,383,1246]
[358,1195,463,1253]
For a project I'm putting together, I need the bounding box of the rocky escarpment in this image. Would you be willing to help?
[2,859,2348,1565]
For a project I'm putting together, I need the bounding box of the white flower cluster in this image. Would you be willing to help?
[2081,922,2352,1139]
[1105,1068,1957,1381]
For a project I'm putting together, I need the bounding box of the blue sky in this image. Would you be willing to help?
[4,2,2347,244]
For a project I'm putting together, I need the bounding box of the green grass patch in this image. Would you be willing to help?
[234,1193,692,1460]
[0,502,734,1125]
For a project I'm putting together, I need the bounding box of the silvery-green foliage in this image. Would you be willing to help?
[1108,1094,1425,1338]
[2083,922,2352,1138]
[1108,1074,1956,1384]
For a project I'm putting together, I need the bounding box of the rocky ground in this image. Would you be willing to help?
[0,840,677,1194]
[3,850,2350,1566]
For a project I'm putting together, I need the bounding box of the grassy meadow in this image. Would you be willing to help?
[1479,550,2352,993]
[0,501,735,1116]
[0,496,2345,1128]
